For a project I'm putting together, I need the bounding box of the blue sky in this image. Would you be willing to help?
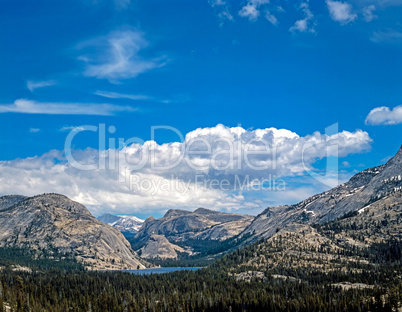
[0,0,401,218]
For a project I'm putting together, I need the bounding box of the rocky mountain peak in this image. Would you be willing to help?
[163,209,192,218]
[193,208,219,215]
[0,195,27,211]
[98,214,145,237]
[0,193,148,270]
[22,193,92,215]
[145,216,155,222]
[241,145,402,241]
[98,213,120,224]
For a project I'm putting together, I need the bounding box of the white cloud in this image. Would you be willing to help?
[360,0,402,7]
[370,29,402,43]
[29,128,41,133]
[94,90,178,104]
[238,0,270,22]
[239,3,260,20]
[0,99,136,115]
[94,90,152,101]
[290,19,308,32]
[0,124,372,216]
[362,5,377,22]
[209,0,234,26]
[326,0,357,25]
[365,105,402,125]
[78,30,165,82]
[265,11,278,25]
[60,126,86,132]
[290,2,316,33]
[27,80,57,92]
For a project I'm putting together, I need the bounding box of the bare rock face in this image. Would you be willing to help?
[132,208,253,259]
[241,145,402,241]
[139,234,193,260]
[0,195,27,211]
[230,190,402,280]
[136,208,253,241]
[0,194,148,270]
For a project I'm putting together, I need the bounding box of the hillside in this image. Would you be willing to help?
[0,194,148,270]
[241,145,402,241]
[217,182,402,288]
[132,208,253,260]
[203,191,402,312]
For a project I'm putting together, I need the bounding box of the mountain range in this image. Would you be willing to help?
[128,145,402,261]
[131,208,253,260]
[0,146,400,270]
[241,145,402,241]
[97,213,144,237]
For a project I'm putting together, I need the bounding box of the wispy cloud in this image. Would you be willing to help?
[0,99,137,115]
[94,90,187,104]
[29,128,41,133]
[27,80,57,92]
[59,126,86,132]
[365,105,402,125]
[326,0,357,25]
[114,0,130,9]
[370,29,402,43]
[289,2,316,33]
[265,10,278,25]
[209,0,234,26]
[362,5,377,22]
[365,0,402,8]
[94,90,152,101]
[78,30,166,82]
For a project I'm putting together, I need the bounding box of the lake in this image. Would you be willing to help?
[126,267,202,275]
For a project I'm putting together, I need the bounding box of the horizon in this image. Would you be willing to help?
[1,0,402,218]
[1,143,400,220]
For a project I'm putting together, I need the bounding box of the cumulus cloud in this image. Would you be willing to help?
[0,99,136,115]
[365,105,402,125]
[0,124,372,215]
[27,80,57,92]
[239,3,260,20]
[326,0,357,25]
[78,30,166,82]
[238,0,273,22]
[289,2,316,33]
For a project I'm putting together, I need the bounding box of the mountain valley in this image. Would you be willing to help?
[0,147,401,311]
